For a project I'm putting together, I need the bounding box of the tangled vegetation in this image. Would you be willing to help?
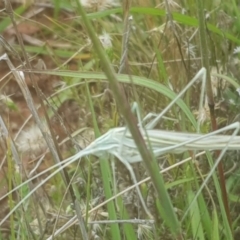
[1,0,240,239]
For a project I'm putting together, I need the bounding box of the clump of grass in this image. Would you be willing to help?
[1,0,240,239]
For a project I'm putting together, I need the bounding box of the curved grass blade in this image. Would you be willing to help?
[25,69,197,128]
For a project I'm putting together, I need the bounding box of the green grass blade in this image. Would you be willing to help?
[206,152,233,240]
[28,69,197,128]
[187,190,205,240]
[0,5,27,32]
[211,208,220,240]
[85,83,121,240]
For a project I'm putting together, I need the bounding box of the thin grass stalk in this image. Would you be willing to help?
[212,209,220,240]
[117,197,137,240]
[187,189,204,239]
[164,0,188,74]
[0,117,38,236]
[74,199,89,240]
[4,0,76,203]
[85,83,121,240]
[119,0,131,74]
[6,143,15,240]
[196,0,232,233]
[117,3,140,238]
[75,0,181,237]
[205,154,233,239]
[147,24,167,79]
[85,155,92,227]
